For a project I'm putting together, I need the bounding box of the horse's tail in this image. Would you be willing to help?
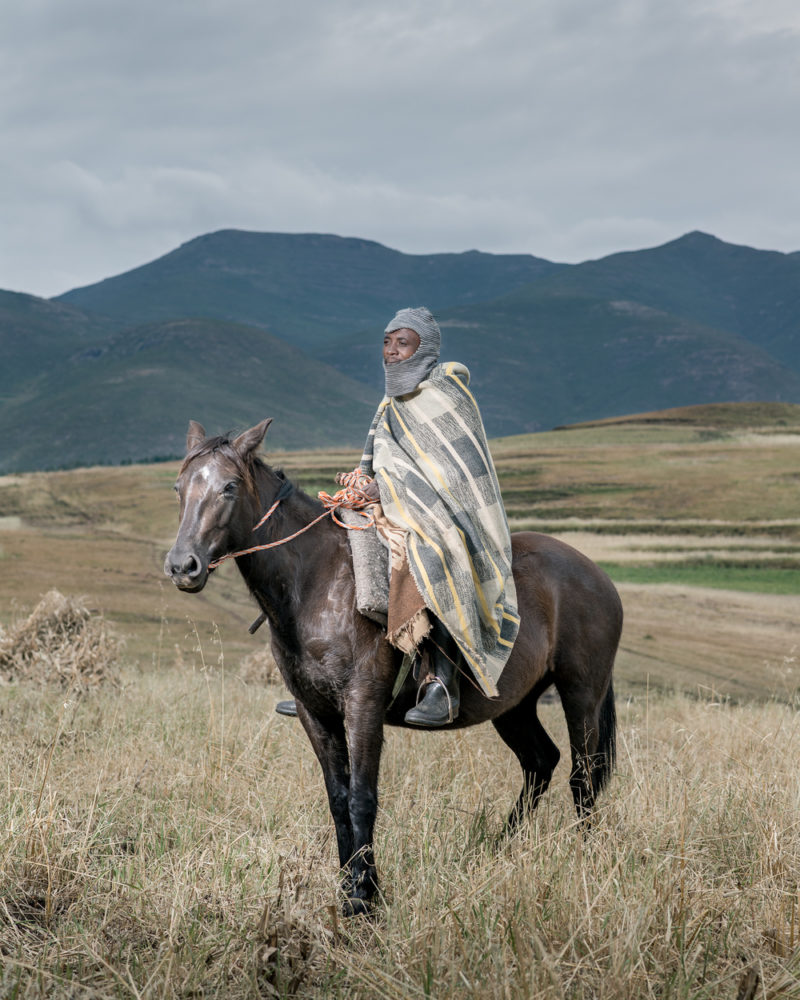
[593,680,616,794]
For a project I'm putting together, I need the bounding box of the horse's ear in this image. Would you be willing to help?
[232,418,273,458]
[186,421,206,453]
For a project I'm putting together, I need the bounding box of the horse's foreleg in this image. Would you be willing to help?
[343,699,385,916]
[295,707,354,883]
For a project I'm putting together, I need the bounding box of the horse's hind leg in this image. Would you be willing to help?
[492,683,561,832]
[557,678,616,822]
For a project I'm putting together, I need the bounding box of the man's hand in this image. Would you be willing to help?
[362,478,381,501]
[335,469,381,501]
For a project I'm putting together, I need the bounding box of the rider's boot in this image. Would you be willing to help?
[275,700,298,717]
[404,633,461,728]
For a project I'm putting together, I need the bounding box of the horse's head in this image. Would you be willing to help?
[164,418,272,592]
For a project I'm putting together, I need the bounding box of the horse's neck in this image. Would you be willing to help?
[258,472,324,537]
[238,473,337,630]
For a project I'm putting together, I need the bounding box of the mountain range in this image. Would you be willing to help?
[1,228,798,472]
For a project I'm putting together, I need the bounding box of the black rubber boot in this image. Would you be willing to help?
[275,700,298,717]
[404,640,460,727]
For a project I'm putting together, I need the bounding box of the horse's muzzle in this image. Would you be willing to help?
[164,547,209,592]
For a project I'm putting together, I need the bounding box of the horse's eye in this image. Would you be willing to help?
[222,481,238,498]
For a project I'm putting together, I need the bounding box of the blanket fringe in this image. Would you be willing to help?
[387,607,431,656]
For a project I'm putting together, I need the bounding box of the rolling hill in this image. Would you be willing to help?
[1,228,799,472]
[321,281,800,433]
[0,290,118,397]
[0,317,377,472]
[1,400,797,686]
[422,290,800,434]
[513,230,800,371]
[56,230,557,351]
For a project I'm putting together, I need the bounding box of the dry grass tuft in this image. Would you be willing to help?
[0,589,122,690]
[254,854,338,996]
[237,644,283,686]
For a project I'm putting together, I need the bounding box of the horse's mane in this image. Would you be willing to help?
[180,435,268,498]
[179,434,311,510]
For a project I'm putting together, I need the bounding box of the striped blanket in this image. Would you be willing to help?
[360,362,519,697]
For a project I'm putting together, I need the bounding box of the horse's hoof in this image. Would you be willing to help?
[342,897,371,918]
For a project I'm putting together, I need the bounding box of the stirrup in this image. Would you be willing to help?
[404,674,459,727]
[416,675,456,724]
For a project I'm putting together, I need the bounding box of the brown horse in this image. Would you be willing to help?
[165,419,623,915]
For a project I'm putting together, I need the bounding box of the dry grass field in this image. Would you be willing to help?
[0,402,799,997]
[1,661,798,998]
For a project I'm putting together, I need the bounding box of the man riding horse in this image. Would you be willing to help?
[166,331,620,911]
[285,306,519,727]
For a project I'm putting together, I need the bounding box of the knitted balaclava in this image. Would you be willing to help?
[383,307,441,397]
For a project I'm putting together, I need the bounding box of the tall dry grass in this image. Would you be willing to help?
[0,631,798,999]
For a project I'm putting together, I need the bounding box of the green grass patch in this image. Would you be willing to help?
[511,520,800,538]
[601,560,800,594]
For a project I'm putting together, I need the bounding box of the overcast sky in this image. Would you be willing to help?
[2,0,799,298]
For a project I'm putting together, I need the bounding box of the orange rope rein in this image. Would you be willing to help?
[251,493,284,531]
[208,469,377,569]
[319,468,378,528]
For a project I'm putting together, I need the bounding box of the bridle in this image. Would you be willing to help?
[208,471,377,570]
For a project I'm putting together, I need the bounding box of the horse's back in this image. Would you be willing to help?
[512,530,619,592]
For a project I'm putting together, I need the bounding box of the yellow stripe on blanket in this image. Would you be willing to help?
[379,471,471,640]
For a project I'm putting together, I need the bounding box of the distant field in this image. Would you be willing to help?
[490,404,800,613]
[0,402,798,701]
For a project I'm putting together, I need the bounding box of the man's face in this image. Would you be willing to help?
[383,327,420,364]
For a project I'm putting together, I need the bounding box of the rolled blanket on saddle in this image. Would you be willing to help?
[342,506,430,652]
[340,508,389,627]
[360,362,519,698]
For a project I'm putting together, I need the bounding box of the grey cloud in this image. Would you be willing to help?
[1,0,798,295]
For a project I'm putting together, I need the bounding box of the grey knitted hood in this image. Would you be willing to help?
[383,307,441,397]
